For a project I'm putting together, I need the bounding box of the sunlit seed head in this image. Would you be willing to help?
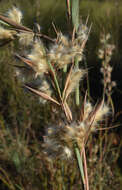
[18,32,34,46]
[84,102,93,120]
[43,123,86,160]
[106,33,111,40]
[59,34,69,46]
[7,7,23,24]
[27,42,49,74]
[98,49,104,59]
[0,26,16,39]
[14,68,25,82]
[66,68,86,97]
[94,104,110,125]
[63,146,72,159]
[78,122,86,130]
[38,80,52,104]
[39,80,50,91]
[111,81,116,87]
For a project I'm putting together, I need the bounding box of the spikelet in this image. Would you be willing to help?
[43,101,109,160]
[58,33,69,47]
[38,80,52,104]
[18,32,34,46]
[0,26,16,39]
[48,43,71,68]
[43,122,86,160]
[79,100,110,132]
[83,102,93,120]
[49,33,83,68]
[14,65,35,82]
[7,7,23,24]
[63,146,72,158]
[27,41,49,75]
[93,104,109,125]
[65,68,86,99]
[77,24,89,42]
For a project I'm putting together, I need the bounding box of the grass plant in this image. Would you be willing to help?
[0,0,121,190]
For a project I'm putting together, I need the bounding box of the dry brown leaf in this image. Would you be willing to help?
[0,14,32,32]
[25,85,60,105]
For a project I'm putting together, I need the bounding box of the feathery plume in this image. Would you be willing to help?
[7,6,23,24]
[93,104,110,125]
[27,41,49,76]
[48,33,84,69]
[0,26,16,39]
[38,80,52,104]
[65,68,86,99]
[43,122,86,160]
[17,32,34,46]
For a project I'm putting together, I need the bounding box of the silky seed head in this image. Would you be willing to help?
[93,104,109,125]
[65,68,86,97]
[0,26,16,39]
[63,146,72,159]
[59,34,69,47]
[27,42,49,75]
[84,102,93,120]
[98,49,104,59]
[38,80,52,104]
[18,32,34,46]
[43,122,86,160]
[7,7,23,24]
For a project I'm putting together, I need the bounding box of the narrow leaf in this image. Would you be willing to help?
[15,54,34,68]
[63,102,72,121]
[0,14,32,32]
[74,144,85,186]
[25,85,60,105]
[47,61,62,99]
[62,64,73,101]
[72,0,79,32]
[80,91,87,121]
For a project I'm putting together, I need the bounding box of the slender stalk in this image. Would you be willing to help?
[74,143,85,188]
[71,0,79,32]
[83,147,89,190]
[84,56,90,99]
[75,57,80,106]
[47,61,62,100]
[63,65,67,73]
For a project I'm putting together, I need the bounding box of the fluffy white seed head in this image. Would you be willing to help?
[27,42,49,75]
[65,68,86,98]
[93,104,110,126]
[7,7,23,24]
[18,32,34,46]
[63,146,72,159]
[84,102,93,120]
[38,80,52,104]
[0,26,16,39]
